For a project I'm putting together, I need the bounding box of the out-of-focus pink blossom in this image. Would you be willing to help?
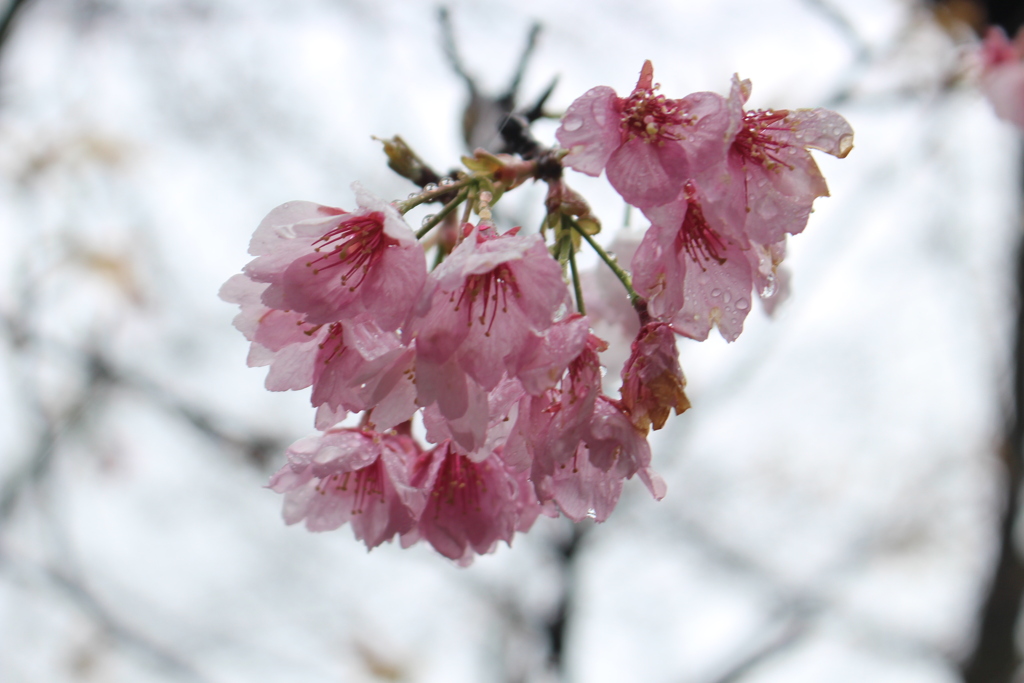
[979,26,1024,131]
[556,60,731,210]
[243,186,426,331]
[268,426,425,549]
[620,321,690,432]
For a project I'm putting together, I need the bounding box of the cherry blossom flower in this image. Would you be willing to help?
[421,375,525,462]
[538,396,666,522]
[243,185,427,331]
[219,274,417,431]
[407,442,545,563]
[620,321,690,432]
[631,183,755,342]
[506,331,606,482]
[979,26,1024,131]
[713,75,853,246]
[268,426,425,549]
[408,225,572,443]
[556,60,731,210]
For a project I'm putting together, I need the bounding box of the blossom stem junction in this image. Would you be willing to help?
[416,187,470,240]
[397,175,474,214]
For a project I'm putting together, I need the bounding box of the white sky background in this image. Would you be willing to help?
[0,0,1019,682]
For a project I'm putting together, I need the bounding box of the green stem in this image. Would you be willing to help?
[415,188,469,240]
[397,176,474,214]
[432,244,449,270]
[568,239,586,315]
[568,217,640,305]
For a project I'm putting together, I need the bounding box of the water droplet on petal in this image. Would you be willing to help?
[563,116,584,132]
[736,298,750,311]
[761,273,778,298]
[711,288,722,297]
[723,292,731,304]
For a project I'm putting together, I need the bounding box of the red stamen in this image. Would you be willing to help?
[454,264,518,336]
[620,81,692,144]
[305,212,394,290]
[676,184,727,268]
[732,109,794,171]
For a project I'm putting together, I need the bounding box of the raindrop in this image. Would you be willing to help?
[562,116,584,131]
[407,192,419,199]
[440,177,454,186]
[711,288,722,297]
[275,226,297,239]
[723,292,731,304]
[585,508,597,520]
[421,214,436,227]
[424,183,438,193]
[761,273,777,298]
[736,298,750,311]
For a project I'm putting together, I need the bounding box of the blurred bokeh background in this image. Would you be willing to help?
[1,0,1022,681]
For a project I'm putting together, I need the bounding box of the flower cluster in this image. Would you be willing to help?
[558,61,853,341]
[222,62,852,563]
[979,26,1024,132]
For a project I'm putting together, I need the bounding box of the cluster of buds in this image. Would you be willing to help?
[221,61,853,564]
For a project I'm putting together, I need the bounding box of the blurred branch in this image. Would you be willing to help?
[0,0,33,56]
[0,351,109,521]
[0,553,215,683]
[960,158,1024,683]
[704,613,812,683]
[802,0,871,64]
[438,6,553,156]
[547,524,586,677]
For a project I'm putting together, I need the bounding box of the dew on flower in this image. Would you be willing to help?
[562,115,583,132]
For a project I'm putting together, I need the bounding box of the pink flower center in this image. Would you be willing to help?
[305,212,394,289]
[315,461,386,514]
[676,184,727,267]
[732,109,794,171]
[620,85,690,144]
[431,450,489,514]
[453,264,520,336]
[317,323,345,364]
